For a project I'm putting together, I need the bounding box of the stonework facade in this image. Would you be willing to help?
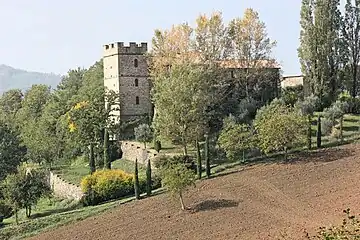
[49,171,84,201]
[120,141,158,165]
[103,42,152,123]
[281,75,304,88]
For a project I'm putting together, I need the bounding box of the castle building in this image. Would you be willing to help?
[103,41,281,126]
[103,42,152,124]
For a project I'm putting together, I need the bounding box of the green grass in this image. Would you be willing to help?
[0,189,165,240]
[52,158,147,185]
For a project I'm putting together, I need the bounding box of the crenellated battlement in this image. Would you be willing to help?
[103,42,147,56]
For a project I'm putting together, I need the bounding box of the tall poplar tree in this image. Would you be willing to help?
[343,0,360,98]
[298,0,343,105]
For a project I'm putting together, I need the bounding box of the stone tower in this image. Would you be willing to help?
[103,42,151,124]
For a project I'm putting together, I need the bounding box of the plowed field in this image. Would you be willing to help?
[30,144,360,240]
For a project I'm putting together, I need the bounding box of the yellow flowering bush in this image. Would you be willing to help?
[81,169,144,205]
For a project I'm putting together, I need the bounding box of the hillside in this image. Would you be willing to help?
[30,144,360,240]
[0,64,61,94]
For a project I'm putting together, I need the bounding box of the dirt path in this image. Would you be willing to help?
[30,144,360,240]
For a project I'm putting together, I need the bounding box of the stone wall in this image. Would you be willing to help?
[49,171,84,201]
[120,141,159,165]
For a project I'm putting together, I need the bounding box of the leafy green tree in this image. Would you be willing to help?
[227,8,277,101]
[0,89,23,124]
[218,116,254,162]
[254,100,307,160]
[160,162,196,210]
[0,121,26,181]
[134,124,153,149]
[152,62,212,155]
[2,164,50,222]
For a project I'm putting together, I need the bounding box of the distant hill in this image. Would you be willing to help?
[0,64,62,94]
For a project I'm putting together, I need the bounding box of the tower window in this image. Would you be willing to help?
[135,78,139,87]
[136,96,139,105]
[134,59,138,68]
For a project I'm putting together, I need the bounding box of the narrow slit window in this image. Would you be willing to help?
[135,78,139,87]
[136,96,139,105]
[134,59,138,68]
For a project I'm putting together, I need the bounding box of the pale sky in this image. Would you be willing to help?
[0,0,303,76]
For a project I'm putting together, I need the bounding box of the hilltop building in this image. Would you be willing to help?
[103,41,282,125]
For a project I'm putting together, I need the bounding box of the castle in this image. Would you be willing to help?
[103,41,281,125]
[103,42,152,124]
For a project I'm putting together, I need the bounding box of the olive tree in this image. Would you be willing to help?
[254,99,307,160]
[160,162,196,210]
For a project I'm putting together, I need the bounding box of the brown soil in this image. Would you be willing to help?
[31,144,360,240]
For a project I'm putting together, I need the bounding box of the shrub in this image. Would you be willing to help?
[0,199,12,222]
[154,140,162,153]
[281,85,304,107]
[153,155,196,172]
[218,116,254,162]
[321,118,333,135]
[80,169,161,206]
[81,169,133,205]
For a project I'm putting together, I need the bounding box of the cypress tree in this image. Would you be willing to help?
[89,143,96,174]
[134,158,140,200]
[204,134,210,178]
[196,139,202,179]
[104,128,111,169]
[317,115,322,148]
[146,158,152,197]
[307,115,312,150]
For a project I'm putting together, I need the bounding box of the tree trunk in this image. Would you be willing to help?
[196,139,202,180]
[353,63,357,98]
[179,191,186,210]
[204,135,210,178]
[317,115,322,148]
[146,158,152,197]
[242,150,245,162]
[134,158,140,200]
[104,128,111,169]
[307,115,312,150]
[89,143,96,174]
[284,146,288,162]
[144,142,147,149]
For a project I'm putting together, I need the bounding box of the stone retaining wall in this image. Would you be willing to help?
[49,171,84,201]
[120,141,159,165]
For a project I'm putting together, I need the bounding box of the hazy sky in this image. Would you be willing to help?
[0,0,302,75]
